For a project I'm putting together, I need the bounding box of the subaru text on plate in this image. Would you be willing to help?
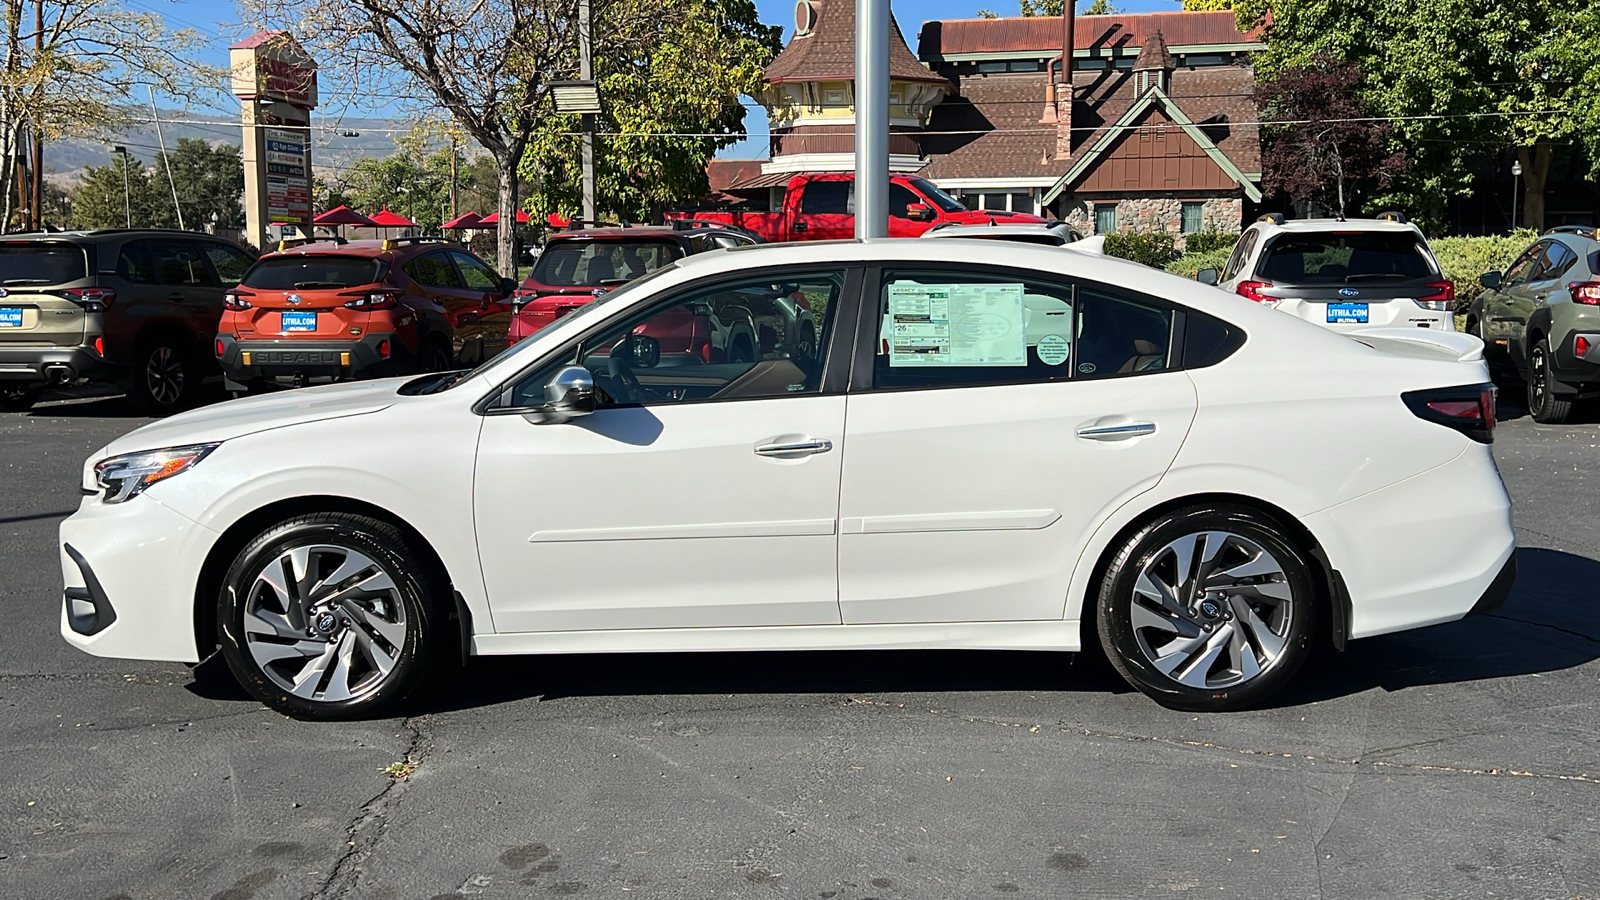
[60,239,1515,719]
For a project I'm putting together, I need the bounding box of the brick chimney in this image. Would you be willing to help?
[1054,2,1075,160]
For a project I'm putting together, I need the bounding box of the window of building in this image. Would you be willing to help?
[1009,192,1032,214]
[1075,58,1109,71]
[823,89,845,107]
[1094,204,1118,235]
[977,61,1007,73]
[1181,202,1205,234]
[1009,60,1043,72]
[1114,56,1136,69]
[1183,54,1228,67]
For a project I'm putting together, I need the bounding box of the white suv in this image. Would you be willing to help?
[1199,214,1455,331]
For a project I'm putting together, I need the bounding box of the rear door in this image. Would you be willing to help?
[402,250,469,356]
[793,180,854,241]
[0,240,91,357]
[1507,241,1578,367]
[145,238,222,352]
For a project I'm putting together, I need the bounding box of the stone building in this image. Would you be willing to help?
[719,4,1263,241]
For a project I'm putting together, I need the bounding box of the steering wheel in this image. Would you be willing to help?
[606,349,643,404]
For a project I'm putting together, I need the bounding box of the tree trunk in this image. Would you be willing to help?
[494,151,518,276]
[1516,143,1552,233]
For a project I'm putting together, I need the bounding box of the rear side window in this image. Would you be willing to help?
[799,181,851,215]
[449,250,501,290]
[0,241,87,286]
[1257,232,1436,284]
[532,239,683,286]
[241,255,385,290]
[203,243,254,288]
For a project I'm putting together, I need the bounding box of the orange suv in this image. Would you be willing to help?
[216,237,515,391]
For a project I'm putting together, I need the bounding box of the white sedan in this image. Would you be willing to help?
[60,239,1516,718]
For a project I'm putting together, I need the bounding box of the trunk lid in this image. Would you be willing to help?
[0,241,92,349]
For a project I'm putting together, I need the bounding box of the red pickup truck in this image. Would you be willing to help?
[666,173,1046,240]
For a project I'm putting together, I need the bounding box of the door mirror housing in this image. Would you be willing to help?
[1478,271,1502,289]
[523,365,596,424]
[904,203,934,222]
[1195,268,1220,285]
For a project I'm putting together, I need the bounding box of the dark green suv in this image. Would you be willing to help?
[0,229,256,412]
[1465,227,1600,423]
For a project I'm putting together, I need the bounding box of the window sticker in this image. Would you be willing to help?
[1036,333,1070,366]
[886,282,1026,367]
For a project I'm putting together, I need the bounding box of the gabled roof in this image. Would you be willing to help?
[765,0,948,85]
[1043,84,1262,204]
[1133,31,1172,70]
[918,11,1262,60]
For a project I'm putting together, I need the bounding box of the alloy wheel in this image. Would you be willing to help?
[1528,344,1547,410]
[144,346,185,407]
[241,544,408,703]
[1128,530,1295,690]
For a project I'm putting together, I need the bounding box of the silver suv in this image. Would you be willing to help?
[0,229,255,412]
[1198,213,1454,332]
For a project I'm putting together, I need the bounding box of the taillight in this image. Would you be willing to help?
[60,287,115,312]
[1402,384,1496,444]
[511,288,537,313]
[345,290,400,310]
[1569,282,1600,306]
[1235,281,1274,304]
[214,339,225,357]
[1415,280,1455,311]
[93,336,104,356]
[223,291,252,311]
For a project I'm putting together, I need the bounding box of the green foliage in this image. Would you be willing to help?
[150,139,245,230]
[976,8,999,17]
[1103,231,1179,268]
[1166,247,1235,280]
[70,154,167,229]
[522,0,780,223]
[334,147,459,231]
[1181,231,1238,254]
[1429,230,1538,313]
[1543,2,1600,179]
[1019,0,1119,16]
[1181,0,1232,8]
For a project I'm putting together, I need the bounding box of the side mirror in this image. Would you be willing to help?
[499,276,517,296]
[524,365,595,424]
[1478,271,1502,289]
[905,203,934,222]
[1196,268,1220,285]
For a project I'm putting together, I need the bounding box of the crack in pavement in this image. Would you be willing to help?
[1483,613,1600,646]
[304,714,433,900]
[839,698,1600,785]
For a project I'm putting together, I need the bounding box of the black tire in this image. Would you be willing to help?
[420,339,453,373]
[0,385,40,412]
[1096,505,1319,712]
[128,338,194,414]
[216,513,448,720]
[1526,338,1574,424]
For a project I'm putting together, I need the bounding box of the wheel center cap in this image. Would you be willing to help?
[1199,600,1221,619]
[313,611,339,635]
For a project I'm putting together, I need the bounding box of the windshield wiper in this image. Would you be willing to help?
[1343,273,1409,282]
[292,280,351,289]
[2,277,53,286]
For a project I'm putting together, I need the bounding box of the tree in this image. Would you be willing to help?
[1179,0,1231,9]
[149,138,245,231]
[69,152,165,229]
[1254,55,1407,216]
[1544,3,1600,180]
[1019,0,1120,16]
[0,0,217,230]
[520,0,779,223]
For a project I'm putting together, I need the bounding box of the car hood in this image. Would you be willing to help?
[943,210,1048,225]
[101,378,404,457]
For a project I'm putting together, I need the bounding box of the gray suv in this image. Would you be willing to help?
[0,229,256,412]
[1465,227,1600,423]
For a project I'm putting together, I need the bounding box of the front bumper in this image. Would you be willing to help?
[0,343,118,384]
[59,492,218,663]
[217,332,414,385]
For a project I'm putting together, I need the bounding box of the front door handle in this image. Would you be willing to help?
[755,438,832,457]
[1076,421,1156,441]
[792,222,808,233]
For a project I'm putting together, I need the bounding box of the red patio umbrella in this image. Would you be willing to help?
[313,205,378,239]
[442,211,483,230]
[478,208,531,225]
[369,207,417,238]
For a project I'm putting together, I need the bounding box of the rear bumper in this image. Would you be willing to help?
[1280,303,1454,332]
[0,344,117,384]
[217,332,413,384]
[1549,332,1600,396]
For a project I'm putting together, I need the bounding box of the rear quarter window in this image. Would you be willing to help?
[0,241,88,286]
[1257,232,1436,284]
[241,255,386,290]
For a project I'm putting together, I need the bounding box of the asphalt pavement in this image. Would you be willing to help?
[2,391,1597,900]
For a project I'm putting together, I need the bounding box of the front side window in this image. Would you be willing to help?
[872,269,1173,390]
[405,251,464,288]
[889,184,922,218]
[909,178,965,212]
[1500,243,1544,287]
[509,269,847,409]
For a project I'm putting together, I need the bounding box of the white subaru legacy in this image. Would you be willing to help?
[60,239,1515,718]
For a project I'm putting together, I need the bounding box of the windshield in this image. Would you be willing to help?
[531,238,683,287]
[241,255,386,290]
[1258,232,1436,284]
[409,263,682,394]
[0,242,87,286]
[910,178,966,213]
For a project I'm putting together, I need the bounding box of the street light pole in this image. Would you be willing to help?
[578,0,597,226]
[1511,159,1522,232]
[854,0,889,239]
[111,146,131,228]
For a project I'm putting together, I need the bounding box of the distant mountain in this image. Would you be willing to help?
[42,109,410,182]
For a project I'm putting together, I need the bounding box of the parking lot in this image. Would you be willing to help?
[2,392,1597,900]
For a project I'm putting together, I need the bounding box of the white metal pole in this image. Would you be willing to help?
[579,0,597,226]
[148,87,185,231]
[855,0,889,239]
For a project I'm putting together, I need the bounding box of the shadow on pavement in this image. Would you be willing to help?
[185,549,1600,717]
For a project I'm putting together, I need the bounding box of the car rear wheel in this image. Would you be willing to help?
[216,513,447,720]
[1526,338,1573,424]
[420,340,453,373]
[1096,505,1318,712]
[0,386,39,412]
[129,340,193,414]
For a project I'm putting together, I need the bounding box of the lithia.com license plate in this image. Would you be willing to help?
[281,311,318,332]
[1326,302,1369,324]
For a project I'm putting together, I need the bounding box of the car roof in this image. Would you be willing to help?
[0,228,239,242]
[1253,218,1420,235]
[259,238,468,260]
[923,223,1074,239]
[548,227,687,240]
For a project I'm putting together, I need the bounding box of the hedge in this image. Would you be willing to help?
[1181,231,1238,254]
[1429,229,1538,313]
[1102,231,1179,268]
[1165,247,1235,280]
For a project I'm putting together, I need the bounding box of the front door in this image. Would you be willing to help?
[446,249,513,364]
[473,266,858,633]
[837,266,1198,624]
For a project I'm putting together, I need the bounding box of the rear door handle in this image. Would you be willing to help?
[755,438,832,457]
[1076,421,1156,441]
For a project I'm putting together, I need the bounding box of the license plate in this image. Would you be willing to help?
[0,308,22,328]
[281,311,318,332]
[1327,302,1368,324]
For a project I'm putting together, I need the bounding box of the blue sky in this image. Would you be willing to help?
[142,0,1179,156]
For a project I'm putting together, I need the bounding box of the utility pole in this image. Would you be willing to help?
[578,0,596,226]
[111,146,131,228]
[449,132,459,222]
[854,0,888,239]
[148,87,184,230]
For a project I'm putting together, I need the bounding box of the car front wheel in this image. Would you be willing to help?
[216,513,446,720]
[1096,505,1318,712]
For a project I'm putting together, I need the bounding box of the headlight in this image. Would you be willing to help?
[93,443,220,504]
